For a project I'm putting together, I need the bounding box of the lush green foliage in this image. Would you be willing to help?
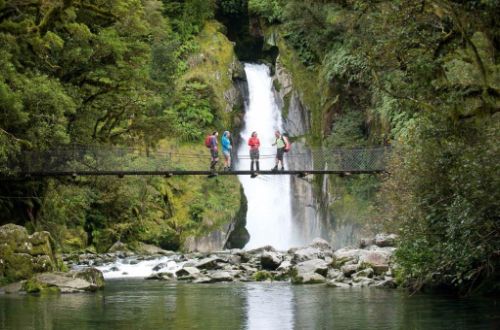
[383,114,499,294]
[258,0,499,294]
[0,0,243,253]
[248,0,283,23]
[166,82,215,141]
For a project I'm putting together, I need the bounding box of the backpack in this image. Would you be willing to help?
[204,135,212,148]
[283,136,291,152]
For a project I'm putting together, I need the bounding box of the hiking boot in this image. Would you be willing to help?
[271,166,278,172]
[281,167,285,171]
[250,172,258,178]
[208,171,218,178]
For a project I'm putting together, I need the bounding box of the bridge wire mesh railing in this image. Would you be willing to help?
[11,145,391,173]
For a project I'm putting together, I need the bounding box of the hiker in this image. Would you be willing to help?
[209,131,219,171]
[272,130,286,171]
[248,131,260,176]
[221,131,232,171]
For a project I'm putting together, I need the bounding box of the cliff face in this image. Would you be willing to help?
[184,187,249,253]
[271,50,371,249]
[272,58,324,245]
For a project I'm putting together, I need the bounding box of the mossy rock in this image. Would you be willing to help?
[4,253,33,281]
[74,268,105,289]
[29,232,55,257]
[0,224,29,252]
[23,278,60,295]
[0,224,58,283]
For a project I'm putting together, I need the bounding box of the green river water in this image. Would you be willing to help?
[0,280,498,330]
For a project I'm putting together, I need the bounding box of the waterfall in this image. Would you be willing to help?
[237,63,299,250]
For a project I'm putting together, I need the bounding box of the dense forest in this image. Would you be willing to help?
[1,0,499,295]
[0,0,244,254]
[247,0,499,294]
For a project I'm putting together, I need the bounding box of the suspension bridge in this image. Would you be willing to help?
[1,145,391,178]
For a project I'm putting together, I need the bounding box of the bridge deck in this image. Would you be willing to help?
[14,169,384,177]
[2,145,391,178]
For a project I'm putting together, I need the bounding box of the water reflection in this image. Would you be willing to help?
[0,281,498,330]
[245,283,294,330]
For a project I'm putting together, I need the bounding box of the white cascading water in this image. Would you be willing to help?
[237,63,297,250]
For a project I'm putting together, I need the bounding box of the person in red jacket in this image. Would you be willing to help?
[248,131,260,177]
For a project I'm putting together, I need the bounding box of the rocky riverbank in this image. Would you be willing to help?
[66,235,398,288]
[1,221,398,293]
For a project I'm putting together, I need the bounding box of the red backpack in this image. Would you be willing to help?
[204,135,212,148]
[283,136,291,152]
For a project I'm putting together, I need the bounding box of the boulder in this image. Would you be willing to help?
[276,260,293,273]
[152,263,168,271]
[240,264,258,274]
[193,276,213,284]
[145,272,175,281]
[73,267,105,289]
[352,268,374,282]
[292,247,324,263]
[309,238,332,251]
[292,259,329,284]
[34,268,104,293]
[292,273,326,284]
[227,254,242,265]
[374,278,397,289]
[209,271,233,282]
[295,259,329,277]
[372,264,390,275]
[195,257,225,270]
[29,231,55,256]
[234,251,251,263]
[175,267,201,280]
[359,237,375,248]
[341,264,359,277]
[246,245,276,254]
[333,248,362,266]
[0,224,29,248]
[327,269,343,280]
[0,224,57,281]
[182,260,198,268]
[260,251,283,270]
[374,233,398,247]
[0,281,25,294]
[358,249,392,275]
[107,241,129,253]
[135,243,174,256]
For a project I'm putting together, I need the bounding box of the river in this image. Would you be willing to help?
[0,280,497,329]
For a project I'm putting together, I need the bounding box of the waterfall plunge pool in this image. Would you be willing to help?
[0,280,497,329]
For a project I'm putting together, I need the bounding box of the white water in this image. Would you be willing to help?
[95,256,183,279]
[237,64,297,250]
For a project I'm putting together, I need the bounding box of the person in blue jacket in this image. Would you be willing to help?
[221,131,232,171]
